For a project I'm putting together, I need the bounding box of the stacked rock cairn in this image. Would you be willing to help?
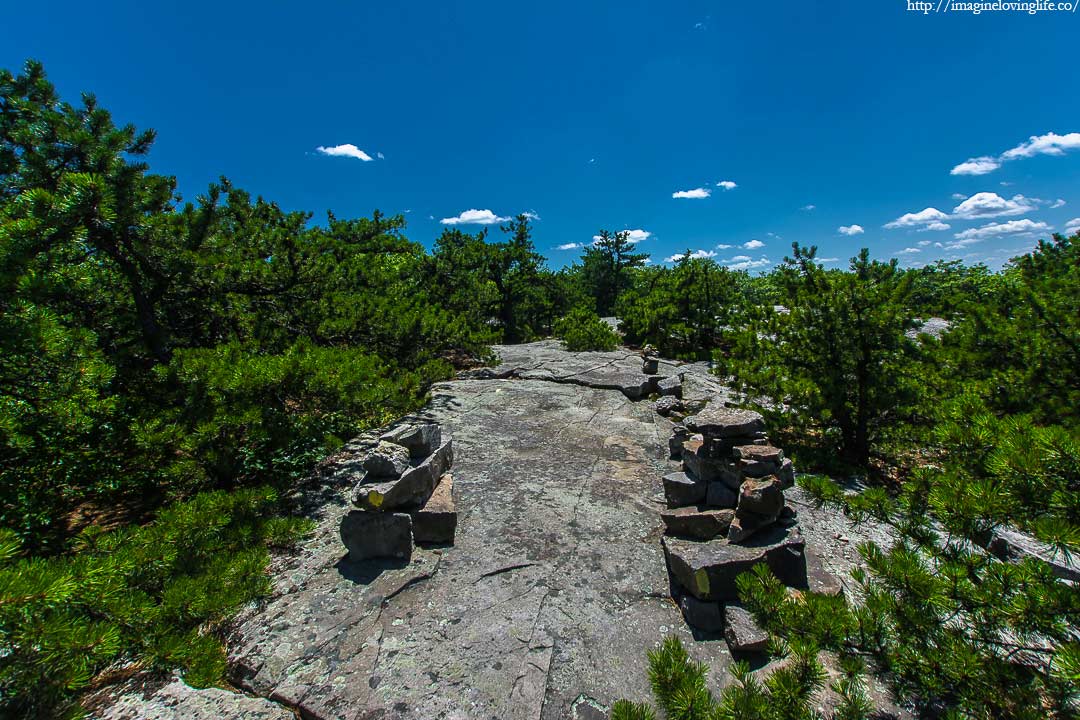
[339,423,457,562]
[660,400,807,653]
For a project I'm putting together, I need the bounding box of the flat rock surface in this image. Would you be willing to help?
[225,344,730,720]
[94,343,904,720]
[86,675,293,720]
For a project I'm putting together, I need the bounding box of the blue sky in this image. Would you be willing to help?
[3,1,1079,270]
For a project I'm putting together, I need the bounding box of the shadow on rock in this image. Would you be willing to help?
[335,555,411,585]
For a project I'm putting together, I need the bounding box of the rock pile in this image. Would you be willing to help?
[658,399,807,652]
[340,423,457,561]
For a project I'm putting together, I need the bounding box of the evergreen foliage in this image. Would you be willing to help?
[580,230,650,316]
[553,307,620,351]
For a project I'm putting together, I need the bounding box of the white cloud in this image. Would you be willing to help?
[316,143,374,161]
[884,207,950,229]
[716,180,737,191]
[801,204,816,211]
[947,218,1050,248]
[556,242,582,251]
[722,255,772,271]
[440,209,510,225]
[1064,218,1080,234]
[950,132,1080,176]
[743,239,765,249]
[952,193,968,201]
[1000,132,1080,160]
[923,221,951,231]
[819,257,840,263]
[952,192,1037,219]
[716,244,733,249]
[665,249,718,262]
[1050,198,1067,209]
[523,211,541,220]
[673,187,712,199]
[951,156,1001,176]
[376,151,385,160]
[838,224,865,236]
[896,247,921,255]
[592,229,652,244]
[917,240,931,246]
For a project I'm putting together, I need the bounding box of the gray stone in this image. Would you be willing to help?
[805,551,843,597]
[87,674,293,720]
[353,437,454,511]
[663,524,806,600]
[733,445,783,463]
[363,440,411,478]
[687,402,765,438]
[705,481,738,509]
[381,423,442,458]
[778,458,795,488]
[723,605,768,653]
[411,473,457,545]
[657,375,682,397]
[989,527,1080,582]
[663,471,707,507]
[683,439,742,488]
[736,476,785,519]
[655,396,681,416]
[642,357,659,374]
[679,595,724,632]
[339,510,413,561]
[661,506,735,540]
[726,513,777,544]
[669,425,691,459]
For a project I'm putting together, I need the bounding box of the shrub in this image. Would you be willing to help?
[553,307,620,351]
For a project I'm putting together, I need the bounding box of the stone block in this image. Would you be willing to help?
[353,437,453,511]
[411,474,457,545]
[340,510,413,561]
[662,471,706,507]
[660,506,734,540]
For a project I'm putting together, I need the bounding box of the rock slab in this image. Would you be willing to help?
[353,437,453,510]
[411,473,457,544]
[723,605,768,653]
[339,510,413,561]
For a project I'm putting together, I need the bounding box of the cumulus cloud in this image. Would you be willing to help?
[951,156,1001,176]
[556,242,582,251]
[743,239,765,249]
[1050,199,1067,209]
[440,209,510,225]
[947,218,1050,249]
[896,247,921,255]
[952,192,1036,219]
[923,221,951,231]
[716,180,737,191]
[1064,217,1080,234]
[801,204,816,211]
[838,225,865,236]
[523,211,541,220]
[952,193,968,201]
[316,143,374,161]
[722,255,772,271]
[664,249,717,262]
[951,132,1080,175]
[593,229,652,244]
[673,187,711,199]
[716,244,733,249]
[884,207,950,230]
[917,240,931,246]
[819,257,840,263]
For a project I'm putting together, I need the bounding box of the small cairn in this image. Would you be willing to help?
[658,399,805,651]
[340,423,457,561]
[641,344,660,375]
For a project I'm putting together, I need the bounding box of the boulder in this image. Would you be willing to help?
[723,605,768,653]
[662,525,806,601]
[705,481,738,509]
[662,472,706,508]
[353,437,454,511]
[660,506,735,540]
[655,396,682,417]
[687,403,765,438]
[340,510,413,561]
[362,441,411,478]
[381,423,442,459]
[411,473,457,545]
[657,375,682,397]
[679,595,724,632]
